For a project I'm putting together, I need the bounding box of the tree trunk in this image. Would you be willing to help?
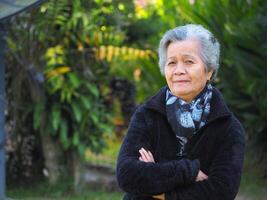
[73,151,83,193]
[40,133,62,184]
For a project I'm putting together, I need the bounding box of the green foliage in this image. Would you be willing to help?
[6,0,158,163]
[31,0,118,154]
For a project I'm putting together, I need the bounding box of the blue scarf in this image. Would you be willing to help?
[166,84,213,157]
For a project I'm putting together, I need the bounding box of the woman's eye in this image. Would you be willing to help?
[167,61,176,66]
[185,60,194,64]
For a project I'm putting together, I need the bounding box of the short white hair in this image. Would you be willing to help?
[158,24,220,81]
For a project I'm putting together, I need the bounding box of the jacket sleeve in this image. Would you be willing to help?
[116,106,200,196]
[165,119,245,200]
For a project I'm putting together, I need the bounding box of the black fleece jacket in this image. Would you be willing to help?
[116,86,245,200]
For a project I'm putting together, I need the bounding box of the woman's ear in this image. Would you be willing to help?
[207,70,213,81]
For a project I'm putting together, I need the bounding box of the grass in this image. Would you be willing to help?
[238,150,267,199]
[7,179,123,200]
[8,170,267,200]
[239,173,267,200]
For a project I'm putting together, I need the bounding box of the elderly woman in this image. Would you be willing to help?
[116,24,245,200]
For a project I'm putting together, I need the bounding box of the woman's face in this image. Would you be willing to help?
[164,39,213,102]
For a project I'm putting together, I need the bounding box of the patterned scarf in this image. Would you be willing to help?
[166,84,213,157]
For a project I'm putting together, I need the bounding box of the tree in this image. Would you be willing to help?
[5,0,154,186]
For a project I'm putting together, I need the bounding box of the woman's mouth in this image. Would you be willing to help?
[174,80,190,83]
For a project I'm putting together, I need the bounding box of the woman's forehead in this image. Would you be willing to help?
[167,40,201,58]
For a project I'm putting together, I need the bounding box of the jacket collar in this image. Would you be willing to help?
[144,85,232,123]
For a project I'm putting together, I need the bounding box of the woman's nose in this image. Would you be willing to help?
[173,63,186,75]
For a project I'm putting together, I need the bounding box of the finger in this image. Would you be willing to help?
[148,151,155,162]
[152,193,165,199]
[196,171,208,182]
[141,148,151,161]
[143,149,154,162]
[201,171,208,179]
[196,174,208,182]
[139,149,149,162]
[142,148,154,162]
[139,156,144,161]
[196,177,205,182]
[139,148,155,163]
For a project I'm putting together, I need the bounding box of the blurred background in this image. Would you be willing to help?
[2,0,267,199]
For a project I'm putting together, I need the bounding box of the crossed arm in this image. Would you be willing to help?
[138,148,208,200]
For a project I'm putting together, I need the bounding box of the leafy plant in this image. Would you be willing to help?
[6,0,160,185]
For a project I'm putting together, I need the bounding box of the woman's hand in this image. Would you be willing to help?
[139,148,155,163]
[153,193,165,200]
[196,170,208,182]
[139,148,165,200]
